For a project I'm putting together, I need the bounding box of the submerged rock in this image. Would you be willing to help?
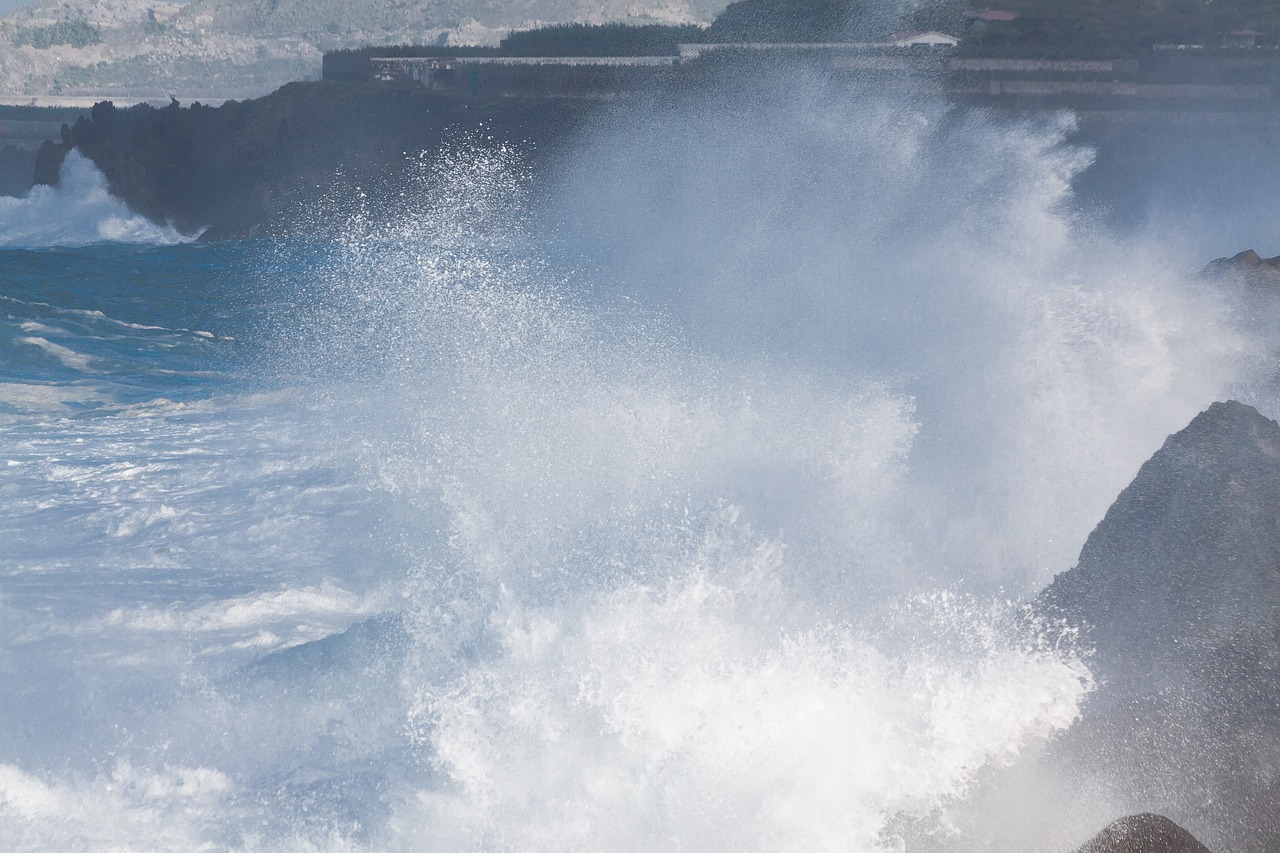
[1075,813,1213,853]
[1041,400,1280,852]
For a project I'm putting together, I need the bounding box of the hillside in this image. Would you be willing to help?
[0,0,726,101]
[178,0,721,38]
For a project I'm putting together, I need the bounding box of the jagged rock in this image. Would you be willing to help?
[1075,814,1214,853]
[1041,400,1280,692]
[1041,400,1280,852]
[1201,248,1280,280]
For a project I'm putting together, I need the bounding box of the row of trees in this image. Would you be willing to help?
[499,23,708,56]
[708,0,1280,52]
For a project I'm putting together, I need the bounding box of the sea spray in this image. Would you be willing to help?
[0,151,194,247]
[0,74,1272,850]
[547,79,1259,589]
[270,110,1106,849]
[272,84,1256,848]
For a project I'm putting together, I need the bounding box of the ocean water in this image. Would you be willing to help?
[0,88,1274,851]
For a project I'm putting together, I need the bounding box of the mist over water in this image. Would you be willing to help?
[1,76,1275,850]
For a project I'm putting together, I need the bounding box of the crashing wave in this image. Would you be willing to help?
[0,151,195,248]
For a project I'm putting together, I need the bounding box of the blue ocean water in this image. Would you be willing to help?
[0,97,1273,851]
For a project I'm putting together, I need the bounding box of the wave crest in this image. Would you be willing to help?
[0,151,194,248]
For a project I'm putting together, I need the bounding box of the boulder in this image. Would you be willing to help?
[1040,400,1280,852]
[1075,814,1213,853]
[1040,400,1280,693]
[1201,248,1280,280]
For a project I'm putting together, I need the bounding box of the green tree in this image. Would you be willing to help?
[13,20,102,49]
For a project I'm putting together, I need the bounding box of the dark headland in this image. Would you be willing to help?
[31,83,599,239]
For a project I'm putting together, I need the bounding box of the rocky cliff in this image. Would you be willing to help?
[35,81,599,238]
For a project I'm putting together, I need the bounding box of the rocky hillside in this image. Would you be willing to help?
[0,0,726,100]
[178,0,722,39]
[0,0,317,100]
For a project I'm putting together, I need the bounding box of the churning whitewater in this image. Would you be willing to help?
[0,88,1270,852]
[0,152,193,248]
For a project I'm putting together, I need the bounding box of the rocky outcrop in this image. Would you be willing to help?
[34,81,599,238]
[1075,814,1213,853]
[1041,400,1280,692]
[0,144,37,197]
[1201,248,1280,280]
[1041,400,1280,852]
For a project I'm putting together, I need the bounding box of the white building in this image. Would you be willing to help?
[886,31,960,48]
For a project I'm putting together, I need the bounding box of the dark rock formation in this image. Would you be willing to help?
[1075,814,1213,853]
[34,82,599,238]
[0,144,37,197]
[1201,248,1280,280]
[1041,400,1280,852]
[1042,400,1280,692]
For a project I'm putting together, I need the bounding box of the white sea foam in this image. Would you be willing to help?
[408,568,1091,851]
[0,381,104,412]
[0,763,233,852]
[0,151,194,248]
[261,120,1129,850]
[282,91,1260,850]
[99,582,382,639]
[17,336,97,372]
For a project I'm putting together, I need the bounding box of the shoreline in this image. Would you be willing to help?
[0,95,239,109]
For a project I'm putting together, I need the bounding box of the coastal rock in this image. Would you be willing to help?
[1201,248,1280,280]
[0,144,37,197]
[1041,400,1280,690]
[1075,814,1213,853]
[1041,400,1280,851]
[35,82,598,237]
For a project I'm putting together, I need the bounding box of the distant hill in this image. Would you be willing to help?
[178,0,723,38]
[0,0,726,101]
